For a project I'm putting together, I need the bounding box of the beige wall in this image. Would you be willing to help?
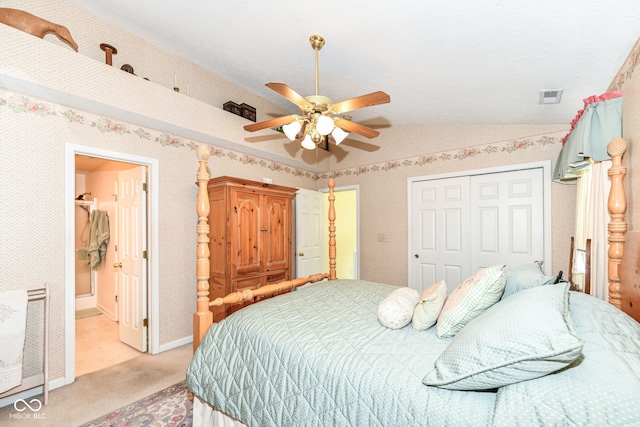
[611,37,640,230]
[318,129,576,286]
[0,0,636,387]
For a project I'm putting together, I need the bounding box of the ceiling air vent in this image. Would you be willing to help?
[539,89,563,104]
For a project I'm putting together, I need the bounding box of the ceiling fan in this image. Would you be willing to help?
[243,34,391,150]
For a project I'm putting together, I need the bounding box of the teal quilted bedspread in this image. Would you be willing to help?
[186,279,640,426]
[187,280,496,426]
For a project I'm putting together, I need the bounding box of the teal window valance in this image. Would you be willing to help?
[553,92,622,182]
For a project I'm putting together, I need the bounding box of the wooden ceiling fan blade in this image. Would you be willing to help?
[334,118,380,139]
[331,91,391,114]
[266,82,313,108]
[244,115,297,132]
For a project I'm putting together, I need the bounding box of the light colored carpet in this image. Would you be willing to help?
[0,343,193,426]
[75,308,103,319]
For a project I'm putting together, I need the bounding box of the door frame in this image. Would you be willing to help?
[407,160,552,286]
[319,184,360,280]
[64,143,160,385]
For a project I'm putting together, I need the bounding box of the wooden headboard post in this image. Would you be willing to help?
[607,137,628,310]
[328,177,337,280]
[194,145,213,351]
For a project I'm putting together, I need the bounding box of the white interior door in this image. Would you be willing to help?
[470,168,544,271]
[410,177,470,293]
[295,189,325,278]
[117,166,147,352]
[410,166,546,294]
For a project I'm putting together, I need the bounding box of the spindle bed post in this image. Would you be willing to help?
[194,145,213,352]
[328,177,337,280]
[607,137,627,310]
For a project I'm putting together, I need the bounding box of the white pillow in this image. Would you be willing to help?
[436,265,506,338]
[412,280,447,331]
[377,287,420,329]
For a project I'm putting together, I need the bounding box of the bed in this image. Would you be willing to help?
[186,139,640,426]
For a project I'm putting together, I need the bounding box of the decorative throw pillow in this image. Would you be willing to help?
[502,261,555,299]
[423,283,584,390]
[436,265,506,338]
[412,280,448,331]
[377,287,420,329]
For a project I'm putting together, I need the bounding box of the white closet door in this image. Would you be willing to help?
[410,176,470,293]
[409,166,546,294]
[470,168,544,271]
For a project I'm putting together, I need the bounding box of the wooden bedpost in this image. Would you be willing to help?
[328,177,337,280]
[194,145,213,352]
[607,137,627,310]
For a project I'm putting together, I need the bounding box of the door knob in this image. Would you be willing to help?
[414,254,419,258]
[113,262,123,268]
[298,252,304,256]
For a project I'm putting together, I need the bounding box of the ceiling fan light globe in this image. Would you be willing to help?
[301,134,316,150]
[283,120,302,140]
[316,115,334,136]
[332,127,349,145]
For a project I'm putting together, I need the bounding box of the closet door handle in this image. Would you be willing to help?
[113,262,123,268]
[260,228,269,231]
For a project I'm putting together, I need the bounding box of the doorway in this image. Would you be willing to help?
[294,185,359,280]
[64,144,160,385]
[74,155,145,375]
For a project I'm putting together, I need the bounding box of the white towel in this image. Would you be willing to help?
[0,289,28,393]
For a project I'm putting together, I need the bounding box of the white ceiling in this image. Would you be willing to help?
[68,1,640,127]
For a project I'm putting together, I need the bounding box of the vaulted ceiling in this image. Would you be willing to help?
[68,1,640,128]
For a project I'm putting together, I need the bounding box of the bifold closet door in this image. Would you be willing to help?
[410,176,471,294]
[410,167,545,294]
[470,168,544,272]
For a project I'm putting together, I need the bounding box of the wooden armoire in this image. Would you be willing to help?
[206,176,297,321]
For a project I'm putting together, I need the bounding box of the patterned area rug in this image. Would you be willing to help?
[80,380,193,427]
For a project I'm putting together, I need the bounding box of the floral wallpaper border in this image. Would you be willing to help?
[1,89,564,181]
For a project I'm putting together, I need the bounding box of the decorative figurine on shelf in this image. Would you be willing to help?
[0,8,78,51]
[100,43,117,65]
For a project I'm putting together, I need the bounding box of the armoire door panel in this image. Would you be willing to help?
[264,195,290,271]
[232,191,262,275]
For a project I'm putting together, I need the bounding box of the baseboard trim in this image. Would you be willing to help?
[155,336,193,354]
[0,377,65,409]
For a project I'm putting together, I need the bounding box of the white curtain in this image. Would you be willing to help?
[573,160,611,299]
[572,166,591,291]
[587,160,611,300]
[555,92,622,300]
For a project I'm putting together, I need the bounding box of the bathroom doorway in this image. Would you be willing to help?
[65,144,160,384]
[74,155,146,375]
